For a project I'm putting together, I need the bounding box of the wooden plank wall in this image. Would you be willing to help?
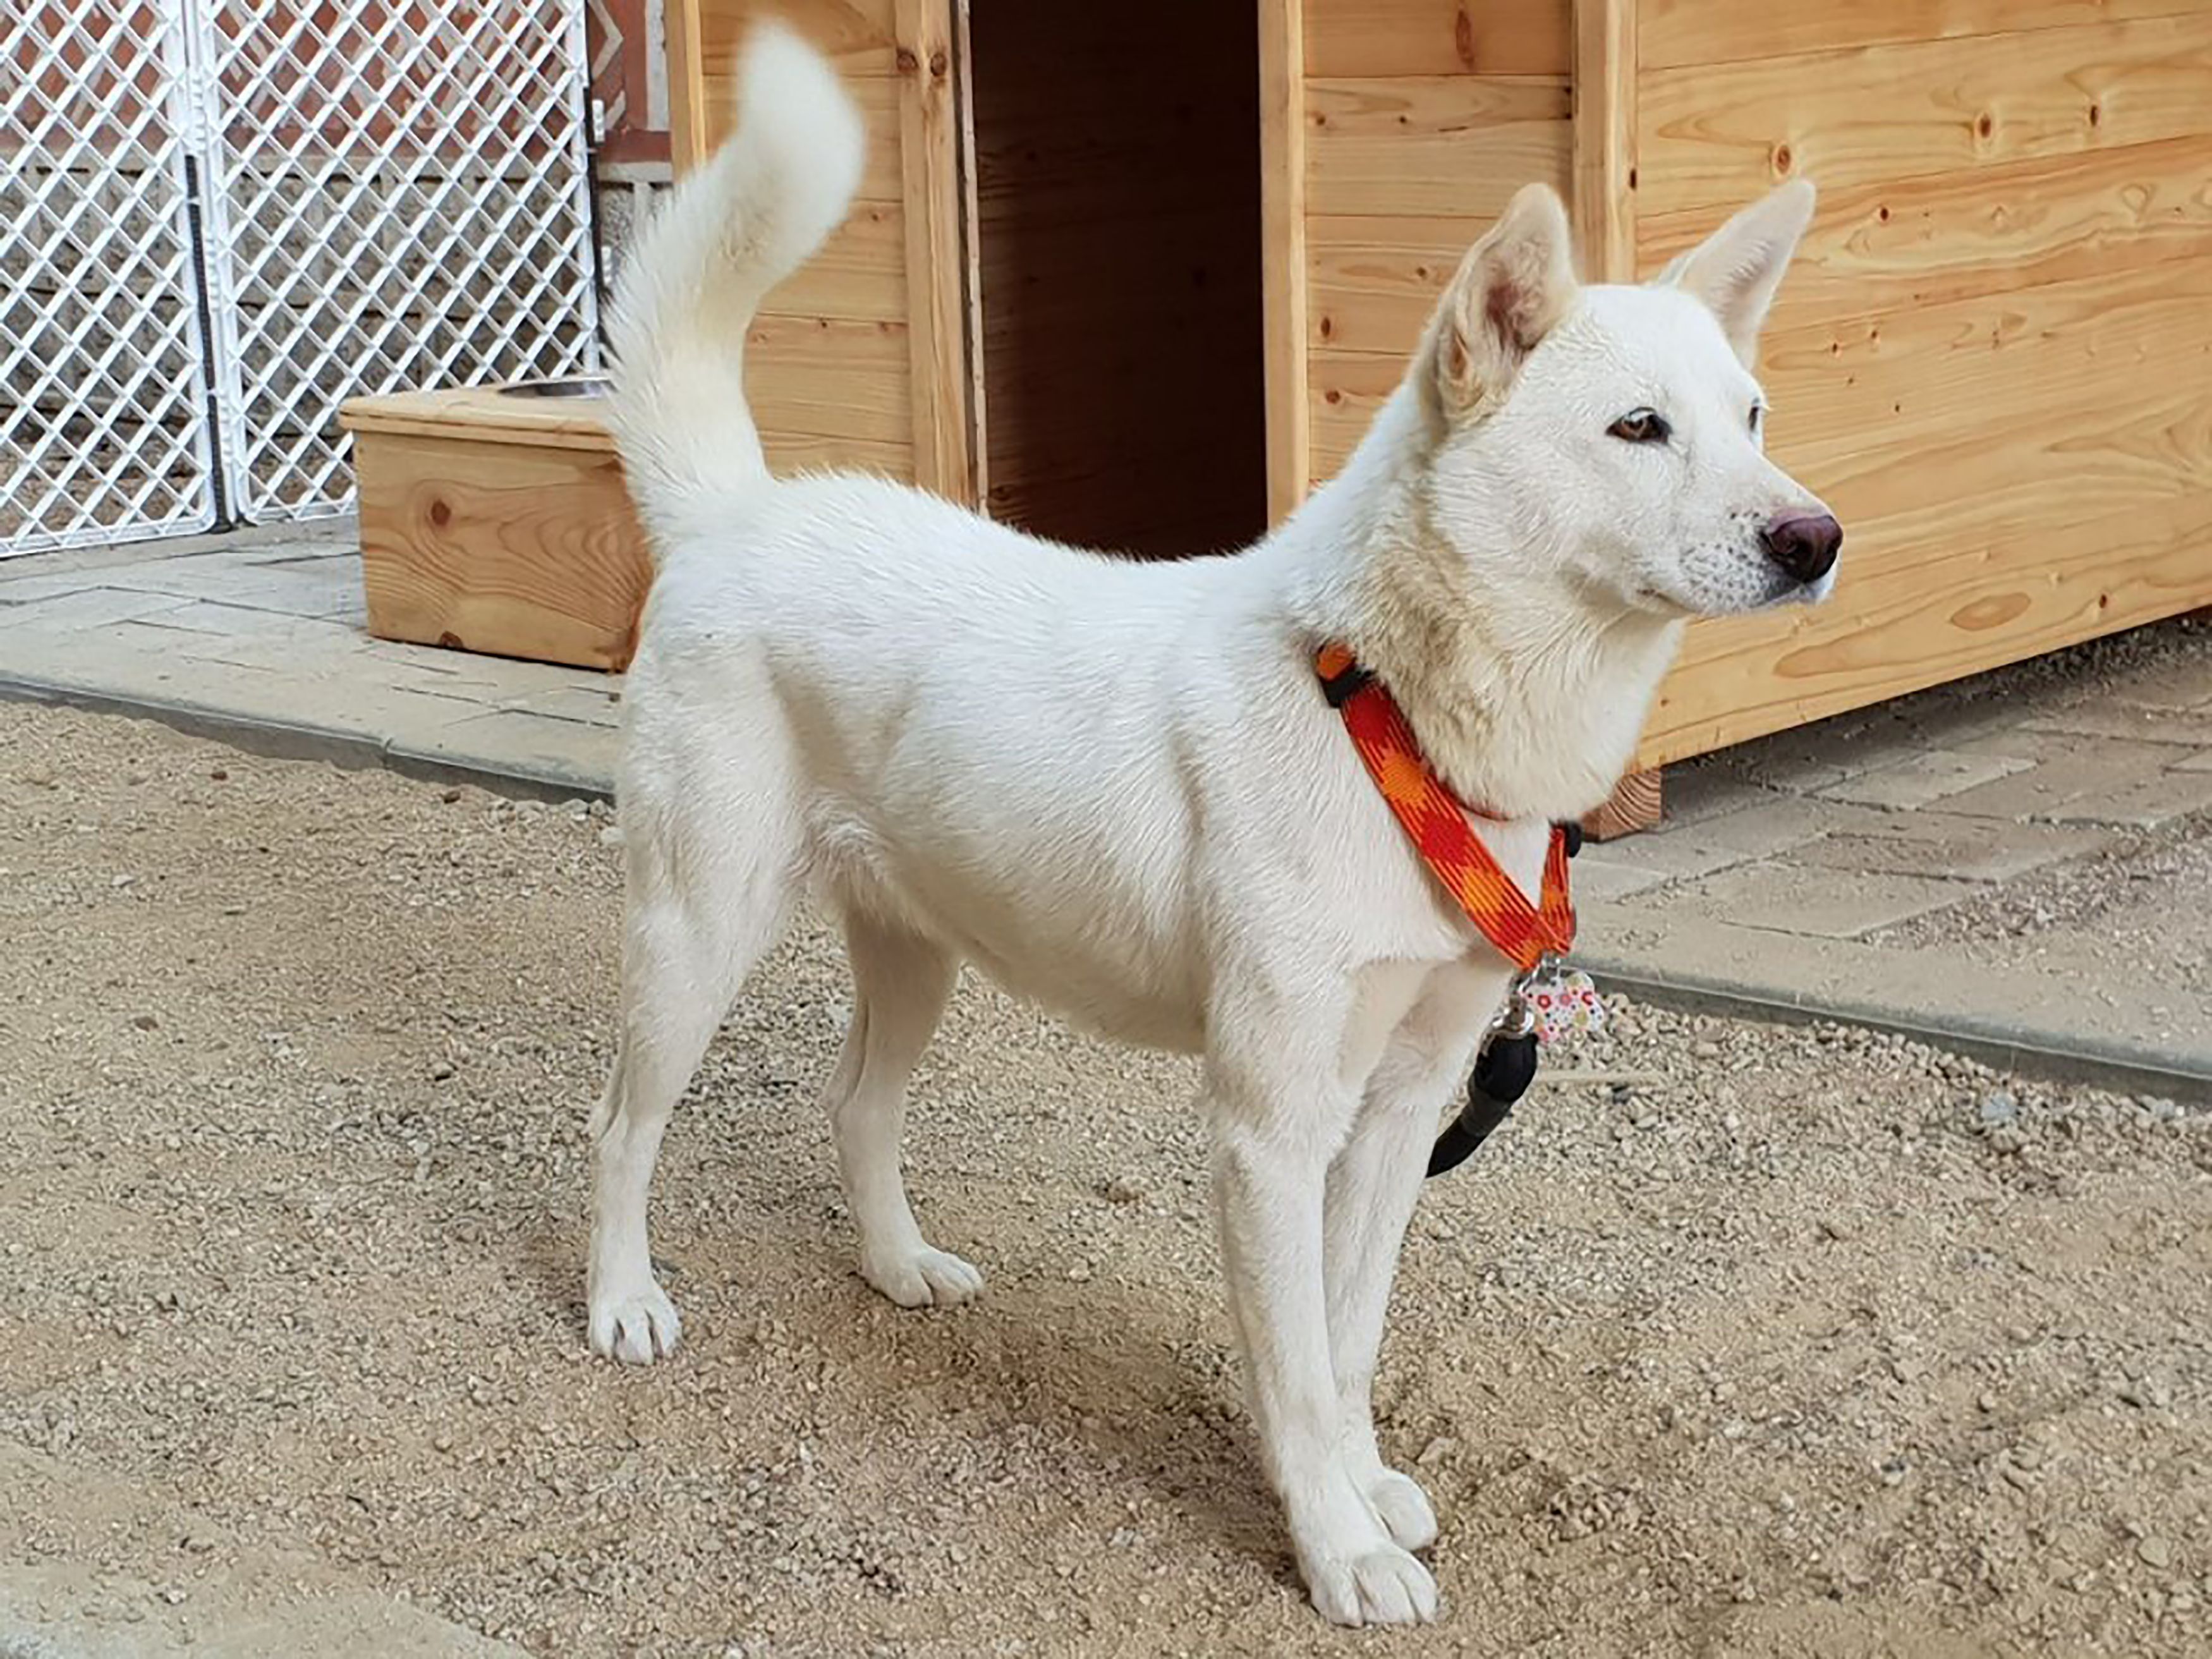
[1297,1,1575,488]
[670,0,954,490]
[969,1,1265,556]
[1635,0,2212,763]
[1291,0,2212,767]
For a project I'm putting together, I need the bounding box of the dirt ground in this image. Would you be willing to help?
[2,700,2209,1658]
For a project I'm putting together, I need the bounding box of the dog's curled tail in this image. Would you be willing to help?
[605,23,863,531]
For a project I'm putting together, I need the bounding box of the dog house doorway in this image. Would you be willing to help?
[966,1,1267,561]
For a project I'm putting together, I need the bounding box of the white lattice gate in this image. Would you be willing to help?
[1,0,599,556]
[2,1,218,552]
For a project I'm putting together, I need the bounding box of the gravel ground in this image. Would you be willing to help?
[3,700,2209,1658]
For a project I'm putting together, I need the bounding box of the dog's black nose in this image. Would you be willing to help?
[1761,511,1842,585]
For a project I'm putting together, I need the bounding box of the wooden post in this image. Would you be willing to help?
[1583,769,1663,842]
[894,0,983,507]
[1572,1,1659,837]
[1570,0,1638,284]
[1258,0,1308,523]
[663,0,708,176]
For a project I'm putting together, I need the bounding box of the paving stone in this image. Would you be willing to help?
[173,621,393,674]
[1610,794,1885,883]
[1936,746,2185,821]
[2179,748,2212,774]
[2022,704,2212,747]
[128,598,356,643]
[3,586,191,629]
[1643,859,1976,939]
[497,682,625,727]
[390,708,617,793]
[102,556,364,621]
[1787,814,2114,883]
[1714,709,1942,790]
[1815,748,2034,810]
[1565,855,1672,904]
[0,571,120,604]
[2041,766,2212,829]
[1594,827,1756,885]
[1651,760,1772,827]
[358,636,599,698]
[2097,654,2212,711]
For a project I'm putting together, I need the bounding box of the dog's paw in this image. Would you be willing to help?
[588,1283,681,1364]
[1303,1542,1440,1627]
[861,1246,983,1309]
[1366,1468,1438,1552]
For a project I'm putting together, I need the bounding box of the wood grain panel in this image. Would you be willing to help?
[895,0,978,504]
[1304,0,1569,78]
[740,312,910,444]
[672,1,924,485]
[1583,769,1662,841]
[1306,76,1571,219]
[1639,11,2212,216]
[748,200,908,320]
[356,430,651,674]
[1646,250,2212,761]
[1262,0,1310,521]
[1638,134,2212,324]
[1644,486,2212,765]
[343,387,621,455]
[1307,214,1488,356]
[1751,255,2212,561]
[666,0,709,174]
[1305,349,1404,479]
[695,68,906,204]
[1643,0,2212,73]
[1571,0,1637,281]
[691,0,896,83]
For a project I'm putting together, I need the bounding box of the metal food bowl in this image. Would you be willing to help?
[497,375,612,399]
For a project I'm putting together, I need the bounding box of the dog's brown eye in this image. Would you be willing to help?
[1749,404,1766,435]
[1608,408,1670,444]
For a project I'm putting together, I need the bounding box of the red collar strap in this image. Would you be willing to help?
[1316,643,1576,973]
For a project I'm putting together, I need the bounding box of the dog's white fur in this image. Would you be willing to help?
[585,24,1837,1627]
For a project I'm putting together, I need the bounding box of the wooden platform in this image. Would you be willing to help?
[341,385,650,673]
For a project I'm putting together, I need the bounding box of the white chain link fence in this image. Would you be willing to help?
[1,0,600,556]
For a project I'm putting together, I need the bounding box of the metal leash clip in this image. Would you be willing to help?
[1426,820,1593,1179]
[1426,972,1541,1178]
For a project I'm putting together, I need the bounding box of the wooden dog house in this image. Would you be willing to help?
[348,0,2212,828]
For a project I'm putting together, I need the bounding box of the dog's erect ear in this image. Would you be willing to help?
[1660,179,1816,368]
[1422,183,1577,423]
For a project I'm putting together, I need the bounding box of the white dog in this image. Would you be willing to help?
[585,24,1838,1627]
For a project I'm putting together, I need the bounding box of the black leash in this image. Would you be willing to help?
[1426,820,1583,1179]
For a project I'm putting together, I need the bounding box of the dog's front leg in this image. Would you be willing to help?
[1206,1027,1440,1627]
[1323,959,1507,1556]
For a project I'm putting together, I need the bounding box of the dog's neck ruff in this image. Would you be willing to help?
[1316,643,1576,973]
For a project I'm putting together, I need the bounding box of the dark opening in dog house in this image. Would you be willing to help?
[664,0,1268,561]
[966,1,1267,558]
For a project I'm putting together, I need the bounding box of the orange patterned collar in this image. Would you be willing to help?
[1316,642,1576,973]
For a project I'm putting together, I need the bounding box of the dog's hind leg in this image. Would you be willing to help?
[586,782,799,1364]
[1322,960,1505,1553]
[826,913,978,1308]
